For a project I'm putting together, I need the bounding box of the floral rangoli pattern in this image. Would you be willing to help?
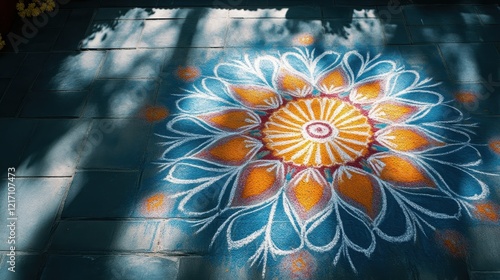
[155,48,494,276]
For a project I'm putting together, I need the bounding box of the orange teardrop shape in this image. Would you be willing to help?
[318,67,348,94]
[335,168,381,220]
[199,109,259,131]
[370,154,434,188]
[230,85,280,109]
[378,127,443,152]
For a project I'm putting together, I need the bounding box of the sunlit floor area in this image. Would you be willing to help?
[1,0,500,279]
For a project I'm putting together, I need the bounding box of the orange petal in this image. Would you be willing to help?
[277,68,312,97]
[198,109,260,131]
[286,169,331,220]
[143,193,167,214]
[143,106,169,122]
[232,161,284,207]
[369,101,418,123]
[334,167,382,220]
[317,67,348,94]
[293,33,315,46]
[435,230,468,258]
[489,139,500,154]
[369,153,434,188]
[474,203,500,222]
[230,85,281,109]
[176,66,200,82]
[377,126,444,152]
[280,251,316,278]
[454,92,476,103]
[350,80,385,103]
[200,136,260,165]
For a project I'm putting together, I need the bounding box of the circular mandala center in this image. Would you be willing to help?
[262,97,373,167]
[303,121,338,142]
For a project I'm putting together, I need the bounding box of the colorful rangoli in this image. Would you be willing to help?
[154,47,496,276]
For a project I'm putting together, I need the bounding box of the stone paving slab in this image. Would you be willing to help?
[17,119,90,177]
[0,253,43,280]
[20,90,88,118]
[0,53,48,117]
[0,119,37,177]
[77,119,150,169]
[139,17,228,48]
[53,8,95,51]
[33,51,106,91]
[0,53,26,79]
[50,220,159,252]
[41,254,179,280]
[83,79,157,117]
[403,5,481,25]
[0,177,70,251]
[98,49,166,78]
[475,5,500,24]
[439,43,500,82]
[62,170,140,218]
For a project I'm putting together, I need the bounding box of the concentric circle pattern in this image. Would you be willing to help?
[262,97,372,167]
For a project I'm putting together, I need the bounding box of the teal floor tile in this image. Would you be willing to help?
[467,226,500,271]
[321,18,385,47]
[16,28,61,52]
[20,91,88,118]
[398,44,450,81]
[84,79,157,117]
[17,119,90,177]
[471,272,500,280]
[475,4,500,24]
[53,8,95,51]
[440,43,500,82]
[322,6,378,19]
[41,254,178,280]
[0,53,48,117]
[0,253,43,280]
[0,79,9,100]
[0,178,70,251]
[139,17,228,48]
[81,20,144,49]
[384,19,411,44]
[403,5,480,25]
[98,49,166,79]
[0,119,37,177]
[0,53,26,78]
[228,6,322,19]
[78,119,150,169]
[101,0,158,7]
[226,18,323,47]
[409,25,493,44]
[32,51,105,91]
[62,170,140,218]
[50,220,158,251]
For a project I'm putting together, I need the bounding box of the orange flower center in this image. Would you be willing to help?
[262,97,373,167]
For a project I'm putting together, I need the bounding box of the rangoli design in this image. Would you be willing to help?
[155,47,495,276]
